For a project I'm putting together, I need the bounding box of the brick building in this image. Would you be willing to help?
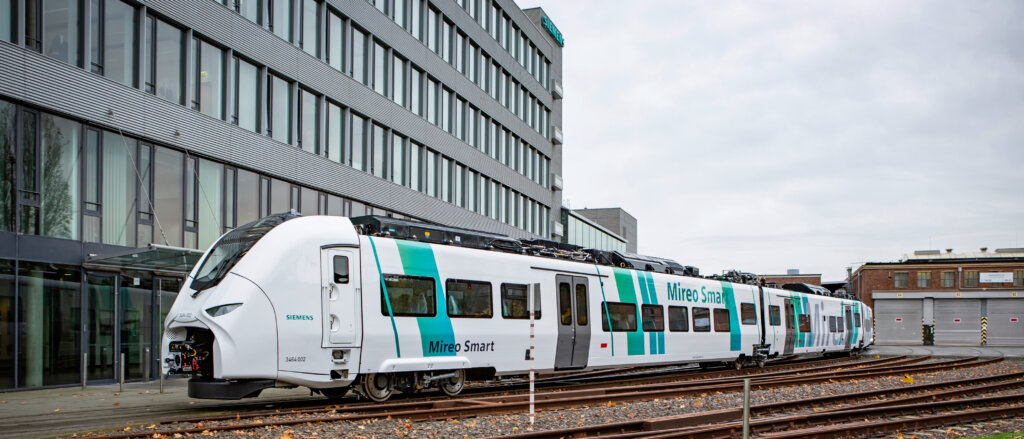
[850,249,1024,347]
[760,273,822,288]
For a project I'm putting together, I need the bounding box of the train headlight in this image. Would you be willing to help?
[205,303,243,317]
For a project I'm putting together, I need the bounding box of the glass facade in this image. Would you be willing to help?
[0,0,562,390]
[564,211,627,253]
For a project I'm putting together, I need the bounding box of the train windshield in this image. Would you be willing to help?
[189,212,300,292]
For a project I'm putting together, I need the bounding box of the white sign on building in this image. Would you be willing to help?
[980,272,1014,283]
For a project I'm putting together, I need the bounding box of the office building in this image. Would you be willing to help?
[0,0,565,390]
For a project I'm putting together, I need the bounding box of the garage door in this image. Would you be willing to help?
[934,299,981,346]
[875,299,922,345]
[987,299,1024,347]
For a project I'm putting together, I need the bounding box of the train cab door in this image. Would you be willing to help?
[321,248,362,347]
[783,298,796,355]
[554,275,590,370]
[844,305,853,350]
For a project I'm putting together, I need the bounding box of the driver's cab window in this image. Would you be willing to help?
[333,256,349,283]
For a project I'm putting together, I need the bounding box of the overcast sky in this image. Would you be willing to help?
[528,1,1024,281]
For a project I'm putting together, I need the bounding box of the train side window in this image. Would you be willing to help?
[501,283,541,319]
[559,283,572,325]
[740,303,756,325]
[829,316,837,333]
[601,301,637,332]
[641,305,664,332]
[837,317,844,332]
[381,274,435,317]
[446,279,492,318]
[575,284,589,326]
[668,306,689,332]
[853,313,862,327]
[693,307,711,332]
[332,256,349,283]
[768,305,781,326]
[798,314,810,332]
[713,309,731,332]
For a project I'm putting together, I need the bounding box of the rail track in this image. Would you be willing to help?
[82,355,1007,438]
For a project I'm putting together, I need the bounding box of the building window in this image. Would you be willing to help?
[351,28,367,85]
[298,88,319,154]
[373,41,387,96]
[144,16,185,104]
[269,0,291,42]
[233,57,259,132]
[238,0,261,23]
[894,272,908,289]
[371,124,386,179]
[193,38,226,120]
[326,9,344,71]
[94,0,137,87]
[326,100,344,163]
[300,0,319,57]
[965,271,979,288]
[267,73,292,144]
[392,54,405,106]
[26,0,82,66]
[940,271,955,288]
[1016,269,1024,287]
[350,113,366,170]
[391,133,405,186]
[1,0,13,42]
[917,271,931,288]
[17,262,82,388]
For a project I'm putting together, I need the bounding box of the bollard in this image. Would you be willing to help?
[120,352,125,393]
[82,352,88,390]
[159,367,165,394]
[144,347,151,382]
[742,378,751,439]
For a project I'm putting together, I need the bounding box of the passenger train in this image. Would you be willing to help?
[161,213,873,401]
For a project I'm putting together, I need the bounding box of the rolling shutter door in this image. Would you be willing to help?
[875,299,922,345]
[934,299,981,346]
[986,299,1024,347]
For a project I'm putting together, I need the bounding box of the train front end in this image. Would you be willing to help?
[161,213,362,399]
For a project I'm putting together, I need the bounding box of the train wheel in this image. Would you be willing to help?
[439,369,466,396]
[360,373,393,402]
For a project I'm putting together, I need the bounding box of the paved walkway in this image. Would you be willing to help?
[0,378,314,439]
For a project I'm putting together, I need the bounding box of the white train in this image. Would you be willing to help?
[162,213,873,401]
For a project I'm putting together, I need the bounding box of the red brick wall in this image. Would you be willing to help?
[852,263,1024,309]
[761,275,822,287]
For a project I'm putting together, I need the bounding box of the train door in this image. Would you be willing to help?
[554,275,590,370]
[844,305,853,350]
[321,248,362,346]
[783,298,796,355]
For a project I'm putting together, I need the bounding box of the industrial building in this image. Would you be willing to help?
[0,0,567,391]
[850,249,1024,347]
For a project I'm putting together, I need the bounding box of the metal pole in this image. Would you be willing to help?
[159,366,165,394]
[82,353,88,390]
[144,347,151,382]
[120,352,125,393]
[528,283,537,427]
[742,378,751,439]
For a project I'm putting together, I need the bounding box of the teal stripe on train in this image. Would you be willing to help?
[720,281,741,351]
[394,240,456,356]
[641,271,664,354]
[612,267,644,355]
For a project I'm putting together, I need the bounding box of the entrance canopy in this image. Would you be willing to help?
[85,244,204,275]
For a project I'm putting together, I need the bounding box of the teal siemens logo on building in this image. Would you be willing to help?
[542,16,564,47]
[286,314,314,321]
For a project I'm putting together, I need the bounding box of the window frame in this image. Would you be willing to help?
[692,307,711,332]
[893,271,908,289]
[499,283,540,319]
[380,273,436,317]
[668,305,689,332]
[713,308,731,332]
[641,304,664,332]
[916,271,931,288]
[740,302,756,325]
[798,314,810,332]
[768,305,781,326]
[600,301,637,332]
[444,278,493,319]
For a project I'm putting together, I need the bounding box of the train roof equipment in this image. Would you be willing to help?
[349,215,697,277]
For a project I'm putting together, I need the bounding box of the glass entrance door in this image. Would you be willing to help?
[120,275,154,380]
[86,273,117,382]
